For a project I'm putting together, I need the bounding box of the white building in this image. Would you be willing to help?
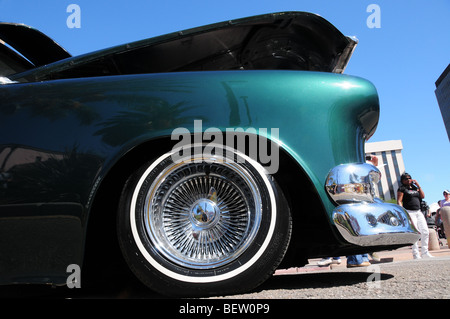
[365,140,405,202]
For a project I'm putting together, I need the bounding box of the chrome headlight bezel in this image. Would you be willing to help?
[325,163,381,204]
[325,163,420,247]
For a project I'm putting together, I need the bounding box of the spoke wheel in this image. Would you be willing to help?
[117,145,291,297]
[145,161,262,269]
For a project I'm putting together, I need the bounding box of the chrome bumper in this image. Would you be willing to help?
[325,163,419,246]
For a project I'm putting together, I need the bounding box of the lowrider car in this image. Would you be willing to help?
[0,12,419,297]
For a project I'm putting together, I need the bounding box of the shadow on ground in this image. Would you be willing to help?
[0,271,395,299]
[258,271,394,292]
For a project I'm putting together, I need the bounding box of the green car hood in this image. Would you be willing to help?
[3,11,357,82]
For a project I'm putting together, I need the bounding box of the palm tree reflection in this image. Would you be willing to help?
[94,95,203,146]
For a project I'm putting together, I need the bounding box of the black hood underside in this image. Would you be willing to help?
[4,12,357,83]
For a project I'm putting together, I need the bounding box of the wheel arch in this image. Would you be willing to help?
[82,136,175,283]
[82,134,335,282]
[273,147,338,268]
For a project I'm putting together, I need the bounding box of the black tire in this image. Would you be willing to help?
[117,144,291,297]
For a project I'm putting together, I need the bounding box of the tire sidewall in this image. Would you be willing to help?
[117,145,290,295]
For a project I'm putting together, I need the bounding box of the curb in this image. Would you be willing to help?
[274,241,450,275]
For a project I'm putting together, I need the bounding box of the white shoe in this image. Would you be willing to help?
[413,255,422,259]
[370,252,381,262]
[332,258,342,265]
[422,252,435,258]
[317,258,332,266]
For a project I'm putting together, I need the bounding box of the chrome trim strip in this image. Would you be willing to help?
[0,77,16,84]
[332,202,419,246]
[332,36,358,74]
[325,163,380,204]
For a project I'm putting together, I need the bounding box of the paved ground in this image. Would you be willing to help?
[207,238,450,299]
[275,237,449,275]
[1,238,448,299]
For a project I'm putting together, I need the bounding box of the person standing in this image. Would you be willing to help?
[438,190,450,208]
[435,190,450,235]
[397,173,434,259]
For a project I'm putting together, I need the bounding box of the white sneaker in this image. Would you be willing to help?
[422,252,435,258]
[332,258,342,265]
[317,258,332,266]
[413,255,422,259]
[370,252,381,262]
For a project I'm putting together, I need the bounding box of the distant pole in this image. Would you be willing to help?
[440,207,450,247]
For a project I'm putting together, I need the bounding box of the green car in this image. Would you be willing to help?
[0,12,418,297]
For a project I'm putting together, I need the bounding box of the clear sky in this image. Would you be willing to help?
[1,0,449,205]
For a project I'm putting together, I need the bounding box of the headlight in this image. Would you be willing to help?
[325,163,381,204]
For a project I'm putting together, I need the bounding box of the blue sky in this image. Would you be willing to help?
[1,0,449,205]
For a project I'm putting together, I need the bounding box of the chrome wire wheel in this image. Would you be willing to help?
[117,144,291,297]
[145,158,262,269]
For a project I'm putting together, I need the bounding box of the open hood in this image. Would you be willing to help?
[5,12,357,83]
[0,22,71,77]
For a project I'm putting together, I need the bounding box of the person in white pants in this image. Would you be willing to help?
[397,173,434,259]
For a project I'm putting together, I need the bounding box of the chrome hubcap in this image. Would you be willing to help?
[190,197,220,228]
